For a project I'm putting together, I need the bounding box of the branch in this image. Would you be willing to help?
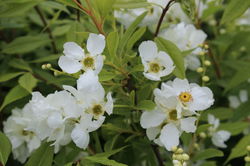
[154,0,175,37]
[72,0,105,35]
[151,144,164,166]
[207,45,222,79]
[34,6,58,54]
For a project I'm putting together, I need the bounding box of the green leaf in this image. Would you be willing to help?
[200,107,233,121]
[155,37,186,79]
[9,59,32,72]
[225,135,250,164]
[126,27,146,51]
[231,101,250,121]
[85,147,128,166]
[0,85,29,111]
[118,12,147,56]
[136,100,156,111]
[3,35,50,54]
[107,31,119,59]
[0,72,25,82]
[218,122,248,136]
[0,132,12,166]
[192,149,223,161]
[29,54,61,63]
[99,70,116,81]
[114,1,150,9]
[0,1,39,18]
[221,0,250,24]
[18,73,38,93]
[225,69,250,92]
[95,0,116,17]
[196,124,212,134]
[25,142,54,166]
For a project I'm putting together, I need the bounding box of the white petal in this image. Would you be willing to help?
[172,78,190,94]
[157,51,175,76]
[159,123,180,151]
[146,127,161,140]
[140,110,165,129]
[228,96,240,109]
[239,90,248,103]
[180,117,197,133]
[94,55,104,74]
[63,42,85,60]
[27,137,41,153]
[47,112,64,129]
[143,72,161,81]
[105,92,113,115]
[71,126,90,149]
[212,130,231,148]
[185,55,201,71]
[58,56,82,74]
[87,33,105,55]
[139,41,158,61]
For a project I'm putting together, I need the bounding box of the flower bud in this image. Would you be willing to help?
[171,146,178,152]
[204,44,209,49]
[176,148,184,154]
[54,71,60,76]
[202,76,210,82]
[198,51,206,56]
[41,64,47,69]
[199,132,207,138]
[247,145,250,152]
[244,156,250,162]
[204,60,211,66]
[182,153,190,161]
[196,67,204,73]
[175,154,183,161]
[209,19,216,26]
[194,143,200,150]
[46,63,52,69]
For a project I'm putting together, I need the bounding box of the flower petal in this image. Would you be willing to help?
[159,123,180,151]
[140,110,165,129]
[172,78,190,94]
[58,56,82,74]
[71,126,90,149]
[180,117,197,133]
[105,92,113,115]
[139,41,158,61]
[87,33,105,55]
[63,42,84,60]
[94,55,104,74]
[212,130,231,148]
[146,127,161,140]
[143,72,161,81]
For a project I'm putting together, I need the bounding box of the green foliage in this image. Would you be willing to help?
[25,142,54,166]
[192,149,224,161]
[0,132,12,166]
[18,73,38,93]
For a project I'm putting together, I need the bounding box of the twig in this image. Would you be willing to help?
[72,0,105,35]
[154,0,175,37]
[34,6,58,54]
[151,144,164,166]
[207,46,222,79]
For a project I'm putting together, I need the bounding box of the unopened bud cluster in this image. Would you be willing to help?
[41,63,52,69]
[171,147,189,166]
[245,145,250,163]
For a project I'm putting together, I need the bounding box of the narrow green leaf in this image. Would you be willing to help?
[225,69,250,92]
[155,37,186,78]
[0,85,29,111]
[95,0,115,17]
[136,100,156,111]
[218,122,248,136]
[107,31,119,59]
[126,27,146,51]
[118,12,147,56]
[0,132,12,166]
[192,149,223,161]
[3,35,50,54]
[114,1,150,9]
[0,72,24,82]
[225,135,250,164]
[86,157,127,166]
[18,73,38,93]
[200,107,233,121]
[9,59,32,72]
[221,0,250,24]
[25,142,54,166]
[231,101,250,121]
[29,54,61,63]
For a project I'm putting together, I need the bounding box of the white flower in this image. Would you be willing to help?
[138,40,175,81]
[140,96,197,151]
[208,114,231,148]
[58,33,105,74]
[159,23,207,70]
[71,113,104,149]
[154,78,214,116]
[237,9,250,25]
[228,90,248,109]
[4,105,41,163]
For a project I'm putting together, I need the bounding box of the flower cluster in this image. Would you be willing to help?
[4,34,113,163]
[140,78,214,150]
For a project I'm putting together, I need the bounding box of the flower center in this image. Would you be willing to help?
[149,62,161,73]
[169,110,177,121]
[83,56,94,68]
[92,104,104,117]
[179,92,192,103]
[22,130,34,136]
